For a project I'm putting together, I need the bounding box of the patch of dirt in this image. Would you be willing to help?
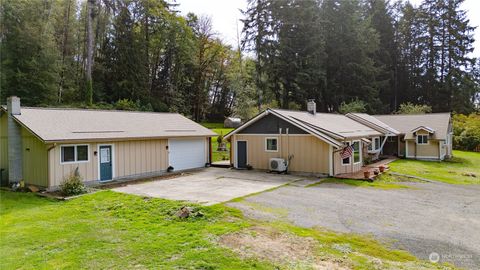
[219,226,349,269]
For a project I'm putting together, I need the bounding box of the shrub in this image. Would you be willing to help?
[217,132,223,144]
[339,98,367,114]
[396,102,432,114]
[60,168,86,196]
[453,113,480,151]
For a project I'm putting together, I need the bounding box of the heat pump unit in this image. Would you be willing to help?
[269,158,287,172]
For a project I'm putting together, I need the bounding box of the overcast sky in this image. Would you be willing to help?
[176,0,480,58]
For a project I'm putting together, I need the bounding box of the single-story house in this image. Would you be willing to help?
[224,101,382,176]
[225,100,453,176]
[0,96,216,189]
[347,113,453,160]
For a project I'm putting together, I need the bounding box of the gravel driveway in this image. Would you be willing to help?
[228,181,480,269]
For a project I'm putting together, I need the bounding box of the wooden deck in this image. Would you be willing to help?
[335,157,398,181]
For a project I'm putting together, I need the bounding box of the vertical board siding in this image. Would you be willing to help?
[333,144,363,175]
[21,127,48,186]
[406,140,440,158]
[233,134,330,174]
[49,139,169,187]
[0,114,8,178]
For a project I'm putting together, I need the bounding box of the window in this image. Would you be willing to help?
[368,137,381,151]
[417,135,428,145]
[77,145,88,161]
[61,145,89,163]
[61,146,75,163]
[353,141,361,164]
[265,137,278,152]
[342,142,351,165]
[387,136,396,142]
[374,138,380,150]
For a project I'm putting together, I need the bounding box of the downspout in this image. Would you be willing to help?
[279,128,282,159]
[47,143,56,188]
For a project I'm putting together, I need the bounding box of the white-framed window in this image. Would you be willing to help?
[416,134,428,145]
[368,137,381,151]
[353,140,361,164]
[342,142,351,165]
[61,145,89,164]
[265,137,278,152]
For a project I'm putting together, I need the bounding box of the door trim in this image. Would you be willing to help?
[97,144,115,181]
[235,140,247,168]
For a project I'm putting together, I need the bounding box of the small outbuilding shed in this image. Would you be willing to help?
[224,117,242,128]
[0,96,216,189]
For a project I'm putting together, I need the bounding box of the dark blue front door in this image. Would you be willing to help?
[237,141,247,168]
[99,145,112,181]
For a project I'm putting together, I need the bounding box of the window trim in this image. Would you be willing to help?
[352,140,362,164]
[368,136,381,151]
[341,142,351,166]
[60,144,90,164]
[416,134,429,145]
[265,137,279,152]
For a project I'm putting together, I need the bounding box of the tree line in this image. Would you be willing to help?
[242,0,479,115]
[1,0,479,122]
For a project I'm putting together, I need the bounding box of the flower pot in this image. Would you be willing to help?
[379,165,385,173]
[364,171,371,179]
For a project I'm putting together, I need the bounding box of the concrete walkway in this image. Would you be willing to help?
[113,168,303,205]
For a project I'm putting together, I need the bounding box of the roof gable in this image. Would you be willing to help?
[374,113,451,140]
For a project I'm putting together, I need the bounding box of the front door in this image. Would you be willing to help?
[99,145,113,181]
[237,141,247,168]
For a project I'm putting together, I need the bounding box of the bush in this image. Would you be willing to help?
[339,98,367,114]
[217,132,223,144]
[60,168,86,196]
[453,113,480,151]
[396,102,432,114]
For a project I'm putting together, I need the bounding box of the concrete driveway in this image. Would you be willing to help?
[228,181,480,269]
[113,167,304,205]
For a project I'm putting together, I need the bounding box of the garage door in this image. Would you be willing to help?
[168,138,206,171]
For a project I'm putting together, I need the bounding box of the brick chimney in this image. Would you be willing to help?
[307,99,316,115]
[7,96,23,184]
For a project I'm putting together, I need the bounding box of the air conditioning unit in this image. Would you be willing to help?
[269,158,287,172]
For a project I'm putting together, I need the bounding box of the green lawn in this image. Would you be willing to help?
[389,150,480,185]
[0,190,453,269]
[202,122,233,162]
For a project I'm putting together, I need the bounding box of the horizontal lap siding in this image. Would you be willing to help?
[233,134,329,174]
[333,143,363,175]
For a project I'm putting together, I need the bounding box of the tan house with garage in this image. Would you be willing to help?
[347,113,453,160]
[0,96,216,189]
[224,101,382,176]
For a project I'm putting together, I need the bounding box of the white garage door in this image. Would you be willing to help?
[169,138,206,171]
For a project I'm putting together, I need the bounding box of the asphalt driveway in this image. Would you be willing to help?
[228,181,480,269]
[113,167,304,205]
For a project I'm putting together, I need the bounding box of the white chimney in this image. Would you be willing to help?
[307,99,316,115]
[7,96,21,115]
[7,96,23,184]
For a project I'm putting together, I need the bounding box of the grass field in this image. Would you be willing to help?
[202,122,234,162]
[0,190,454,269]
[389,150,480,184]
